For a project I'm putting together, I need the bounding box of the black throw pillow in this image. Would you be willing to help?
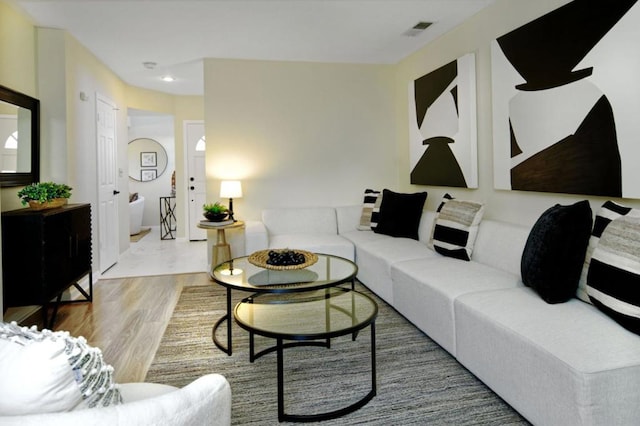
[373,189,427,240]
[521,200,593,304]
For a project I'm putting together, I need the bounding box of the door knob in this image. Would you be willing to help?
[190,186,195,190]
[190,177,195,182]
[113,190,120,195]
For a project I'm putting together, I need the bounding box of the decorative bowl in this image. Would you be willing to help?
[248,249,318,270]
[203,212,228,222]
[28,198,68,210]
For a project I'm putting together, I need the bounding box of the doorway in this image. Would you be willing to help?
[127,109,175,233]
[184,121,206,241]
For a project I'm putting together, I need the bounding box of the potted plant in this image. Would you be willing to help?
[17,181,73,210]
[203,202,229,222]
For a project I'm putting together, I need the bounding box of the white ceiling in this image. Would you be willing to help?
[10,0,495,95]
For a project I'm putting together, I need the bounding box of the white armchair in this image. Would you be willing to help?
[0,374,231,426]
[0,322,231,425]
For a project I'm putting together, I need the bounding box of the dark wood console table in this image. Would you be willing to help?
[1,203,93,328]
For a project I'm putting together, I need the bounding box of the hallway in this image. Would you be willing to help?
[101,226,207,279]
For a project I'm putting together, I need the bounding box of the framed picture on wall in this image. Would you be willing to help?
[141,151,157,167]
[141,169,157,182]
[491,0,640,198]
[409,52,478,188]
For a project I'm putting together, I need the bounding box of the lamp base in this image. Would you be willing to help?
[228,198,236,222]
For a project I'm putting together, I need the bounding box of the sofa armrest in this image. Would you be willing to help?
[244,220,269,255]
[0,374,232,426]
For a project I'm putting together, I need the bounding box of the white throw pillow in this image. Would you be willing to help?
[0,322,122,415]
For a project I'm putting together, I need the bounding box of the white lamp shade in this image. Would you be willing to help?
[220,180,243,198]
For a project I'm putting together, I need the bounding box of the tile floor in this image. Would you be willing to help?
[100,226,208,279]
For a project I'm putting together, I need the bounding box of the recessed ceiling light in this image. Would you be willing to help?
[161,75,175,82]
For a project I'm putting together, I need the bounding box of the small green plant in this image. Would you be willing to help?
[203,202,228,214]
[17,182,73,205]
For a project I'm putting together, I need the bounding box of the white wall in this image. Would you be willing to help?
[395,0,640,226]
[127,113,175,227]
[203,59,398,221]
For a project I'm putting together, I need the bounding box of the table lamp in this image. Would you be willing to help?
[220,180,242,222]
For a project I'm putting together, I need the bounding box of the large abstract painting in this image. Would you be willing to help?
[409,53,477,188]
[492,0,640,197]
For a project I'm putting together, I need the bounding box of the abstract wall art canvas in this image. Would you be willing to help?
[492,0,640,197]
[409,53,478,188]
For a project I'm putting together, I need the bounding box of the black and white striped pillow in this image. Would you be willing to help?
[577,201,640,303]
[429,195,484,261]
[358,189,382,231]
[587,215,640,335]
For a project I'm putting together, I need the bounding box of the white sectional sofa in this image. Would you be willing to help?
[245,204,640,426]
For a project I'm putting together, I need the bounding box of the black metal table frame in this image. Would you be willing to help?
[211,255,357,356]
[159,196,176,240]
[234,288,377,423]
[212,279,356,356]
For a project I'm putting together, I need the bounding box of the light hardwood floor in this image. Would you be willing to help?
[51,272,210,383]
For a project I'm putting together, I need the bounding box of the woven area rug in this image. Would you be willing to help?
[146,283,529,425]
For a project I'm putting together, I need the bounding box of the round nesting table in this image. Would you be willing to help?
[211,254,358,355]
[234,287,378,422]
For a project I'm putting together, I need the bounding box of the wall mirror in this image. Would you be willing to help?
[128,137,168,182]
[0,84,40,187]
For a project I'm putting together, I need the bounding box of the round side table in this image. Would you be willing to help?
[197,220,245,275]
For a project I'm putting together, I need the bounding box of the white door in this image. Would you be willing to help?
[185,121,207,240]
[96,94,119,272]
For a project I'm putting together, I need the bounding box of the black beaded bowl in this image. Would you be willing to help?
[203,212,228,222]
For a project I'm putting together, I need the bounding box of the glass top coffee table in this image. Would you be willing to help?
[211,254,358,355]
[234,287,377,422]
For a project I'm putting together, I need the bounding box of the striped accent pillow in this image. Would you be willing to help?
[587,216,640,335]
[577,201,640,303]
[358,189,381,231]
[430,197,484,261]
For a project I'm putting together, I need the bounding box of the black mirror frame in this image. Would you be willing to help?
[0,84,40,187]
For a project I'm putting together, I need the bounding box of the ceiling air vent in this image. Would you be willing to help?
[403,21,433,37]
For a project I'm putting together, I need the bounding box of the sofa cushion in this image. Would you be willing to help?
[391,256,521,355]
[357,189,381,231]
[455,286,640,426]
[269,233,354,261]
[263,207,338,235]
[374,189,427,240]
[0,322,122,415]
[472,219,530,277]
[587,215,640,335]
[430,197,484,261]
[354,235,436,304]
[578,200,640,303]
[521,200,592,304]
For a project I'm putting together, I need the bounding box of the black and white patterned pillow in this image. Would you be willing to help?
[358,189,381,231]
[577,201,640,303]
[429,195,484,261]
[587,216,640,335]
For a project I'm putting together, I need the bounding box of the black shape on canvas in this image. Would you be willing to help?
[497,0,637,91]
[510,120,523,157]
[411,137,467,188]
[511,95,622,196]
[414,60,457,128]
